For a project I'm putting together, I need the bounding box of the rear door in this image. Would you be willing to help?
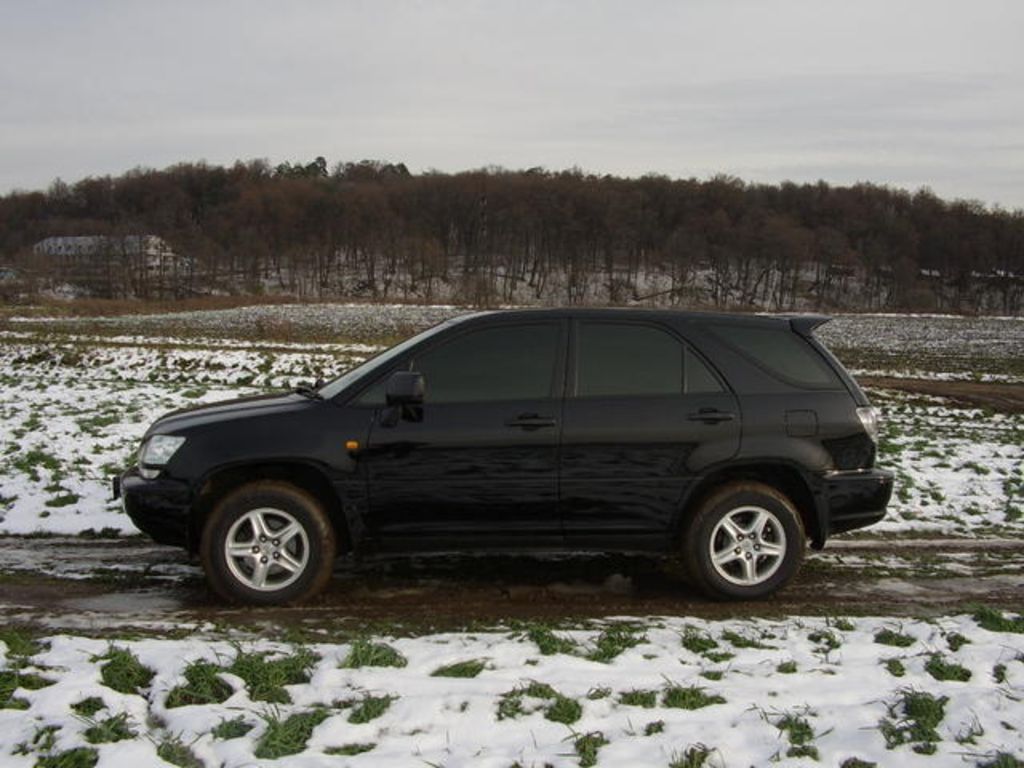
[559,320,740,539]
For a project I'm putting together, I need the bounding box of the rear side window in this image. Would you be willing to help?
[576,322,723,397]
[414,323,561,403]
[708,324,842,388]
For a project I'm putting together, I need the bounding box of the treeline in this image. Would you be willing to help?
[2,158,1023,313]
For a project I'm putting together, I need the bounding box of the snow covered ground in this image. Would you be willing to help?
[0,324,1021,537]
[1,307,1023,768]
[8,305,1024,381]
[2,613,1022,767]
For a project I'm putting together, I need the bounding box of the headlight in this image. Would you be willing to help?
[856,407,880,443]
[139,435,186,478]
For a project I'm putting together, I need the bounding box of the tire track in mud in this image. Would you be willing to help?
[1,536,1022,634]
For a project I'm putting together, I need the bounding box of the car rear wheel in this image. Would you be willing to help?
[683,481,805,600]
[200,481,335,604]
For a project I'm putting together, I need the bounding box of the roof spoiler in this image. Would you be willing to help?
[788,315,831,337]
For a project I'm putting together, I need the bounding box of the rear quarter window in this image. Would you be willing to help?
[707,324,843,388]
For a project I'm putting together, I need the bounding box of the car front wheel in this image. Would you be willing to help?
[200,481,336,604]
[684,481,805,600]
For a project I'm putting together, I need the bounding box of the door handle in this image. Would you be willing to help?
[687,408,736,424]
[505,413,557,430]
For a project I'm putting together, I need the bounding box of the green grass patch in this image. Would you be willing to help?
[325,742,376,756]
[618,688,658,708]
[808,629,841,650]
[82,713,135,744]
[775,713,818,760]
[573,731,608,768]
[497,681,557,720]
[946,632,970,652]
[496,681,581,724]
[924,654,971,682]
[702,650,735,663]
[156,734,203,768]
[974,606,1024,633]
[14,723,59,756]
[669,744,716,768]
[70,697,105,717]
[36,748,98,768]
[721,629,773,649]
[430,659,486,678]
[587,623,645,663]
[884,658,906,678]
[45,492,80,508]
[94,646,154,695]
[2,667,54,708]
[644,720,665,736]
[229,647,317,703]
[165,660,233,707]
[210,715,254,740]
[340,638,406,668]
[880,689,947,753]
[662,684,726,710]
[9,448,61,482]
[527,625,578,656]
[874,628,916,647]
[254,709,329,759]
[545,694,583,725]
[681,627,718,655]
[0,627,42,658]
[776,660,798,674]
[347,693,394,724]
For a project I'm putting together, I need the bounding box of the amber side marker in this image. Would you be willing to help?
[345,440,360,453]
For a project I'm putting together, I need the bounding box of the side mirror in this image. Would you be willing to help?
[385,371,425,406]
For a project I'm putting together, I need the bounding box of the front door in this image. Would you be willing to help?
[364,321,566,540]
[560,320,741,538]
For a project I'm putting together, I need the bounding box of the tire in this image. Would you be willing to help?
[200,481,336,605]
[683,481,805,601]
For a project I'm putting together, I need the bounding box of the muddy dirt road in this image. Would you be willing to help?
[1,536,1021,635]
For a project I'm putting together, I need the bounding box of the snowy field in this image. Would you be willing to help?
[1,306,1023,768]
[2,612,1023,767]
[0,313,1021,537]
[8,304,1024,381]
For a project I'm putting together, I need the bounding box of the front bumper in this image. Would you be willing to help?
[116,468,192,547]
[820,467,894,537]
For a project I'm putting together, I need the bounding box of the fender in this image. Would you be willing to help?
[671,457,824,547]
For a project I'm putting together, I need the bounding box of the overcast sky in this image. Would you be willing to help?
[2,0,1022,207]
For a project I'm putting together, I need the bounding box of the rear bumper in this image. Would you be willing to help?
[819,468,894,537]
[117,468,191,547]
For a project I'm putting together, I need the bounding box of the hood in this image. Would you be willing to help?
[147,391,312,436]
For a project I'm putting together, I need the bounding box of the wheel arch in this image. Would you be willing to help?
[189,460,351,555]
[675,461,822,547]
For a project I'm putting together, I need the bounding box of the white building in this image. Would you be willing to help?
[32,235,192,296]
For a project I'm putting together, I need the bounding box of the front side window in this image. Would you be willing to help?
[575,322,724,397]
[413,323,561,403]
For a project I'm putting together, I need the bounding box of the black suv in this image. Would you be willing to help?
[116,309,893,604]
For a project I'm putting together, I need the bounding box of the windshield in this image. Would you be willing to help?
[317,319,457,400]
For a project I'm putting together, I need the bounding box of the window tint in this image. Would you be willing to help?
[708,324,841,388]
[413,323,560,403]
[577,323,684,396]
[685,347,725,393]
